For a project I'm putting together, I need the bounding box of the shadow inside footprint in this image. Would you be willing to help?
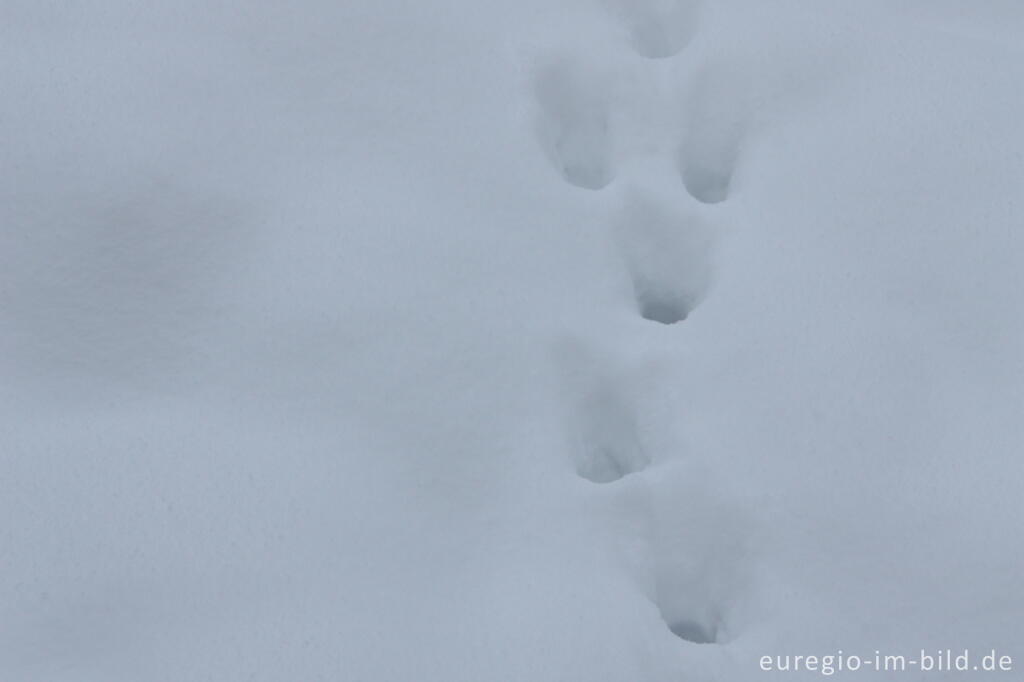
[556,341,651,483]
[613,192,713,324]
[679,164,733,205]
[667,618,717,644]
[576,385,650,483]
[616,0,701,59]
[533,58,615,190]
[584,444,647,483]
[647,466,749,650]
[638,297,690,325]
[676,63,749,204]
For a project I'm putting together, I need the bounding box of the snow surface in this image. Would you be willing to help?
[3,1,1023,680]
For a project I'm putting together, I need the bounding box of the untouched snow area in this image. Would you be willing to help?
[3,1,1023,680]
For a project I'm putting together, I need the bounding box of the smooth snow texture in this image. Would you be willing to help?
[2,1,1023,680]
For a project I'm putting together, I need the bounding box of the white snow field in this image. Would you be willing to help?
[2,1,1022,680]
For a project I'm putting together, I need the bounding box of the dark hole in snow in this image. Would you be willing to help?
[640,298,689,325]
[681,167,732,205]
[668,619,716,644]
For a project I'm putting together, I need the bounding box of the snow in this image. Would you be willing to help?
[3,1,1022,680]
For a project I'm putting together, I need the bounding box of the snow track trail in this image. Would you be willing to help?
[4,1,1023,680]
[526,1,753,671]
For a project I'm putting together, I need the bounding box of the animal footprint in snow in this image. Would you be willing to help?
[677,64,749,204]
[556,341,650,483]
[614,191,713,324]
[574,380,649,483]
[648,465,750,645]
[606,0,701,59]
[534,57,615,190]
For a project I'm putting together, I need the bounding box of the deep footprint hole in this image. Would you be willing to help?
[681,167,731,205]
[667,619,717,644]
[577,440,650,483]
[533,60,615,191]
[622,0,700,59]
[638,296,690,325]
[615,193,713,325]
